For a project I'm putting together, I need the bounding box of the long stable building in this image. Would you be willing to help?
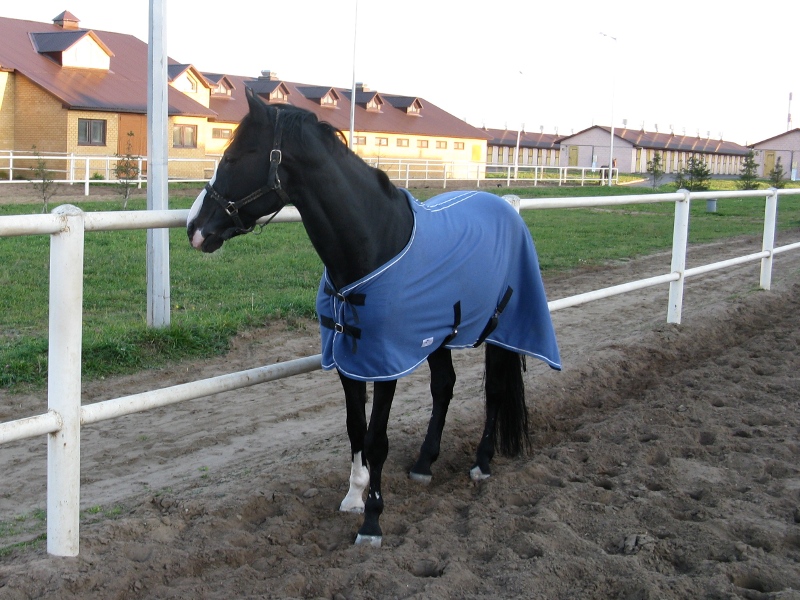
[0,11,490,179]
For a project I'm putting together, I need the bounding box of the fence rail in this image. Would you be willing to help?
[1,150,615,194]
[0,187,797,556]
[0,151,218,193]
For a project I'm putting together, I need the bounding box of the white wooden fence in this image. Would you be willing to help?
[0,187,798,556]
[1,150,613,194]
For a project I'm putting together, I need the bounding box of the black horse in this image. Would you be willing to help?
[187,89,560,547]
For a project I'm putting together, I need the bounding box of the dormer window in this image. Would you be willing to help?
[213,83,231,96]
[31,30,113,70]
[321,91,337,107]
[366,98,381,112]
[269,83,290,103]
[407,100,422,115]
[298,86,340,108]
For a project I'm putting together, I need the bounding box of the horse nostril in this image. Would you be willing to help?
[187,222,196,240]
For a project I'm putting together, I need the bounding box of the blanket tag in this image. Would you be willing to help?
[421,337,434,348]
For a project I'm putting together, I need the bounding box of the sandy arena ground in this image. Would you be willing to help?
[1,185,799,599]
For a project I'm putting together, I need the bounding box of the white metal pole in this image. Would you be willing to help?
[147,0,171,328]
[46,205,85,557]
[600,33,616,186]
[760,188,778,290]
[667,189,691,324]
[84,159,89,196]
[514,125,523,180]
[348,0,358,150]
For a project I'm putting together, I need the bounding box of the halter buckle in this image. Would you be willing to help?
[224,201,239,216]
[270,149,282,164]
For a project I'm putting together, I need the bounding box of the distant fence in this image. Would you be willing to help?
[362,158,617,188]
[0,150,218,194]
[0,187,798,557]
[0,150,616,194]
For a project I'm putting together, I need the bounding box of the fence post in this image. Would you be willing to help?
[760,187,778,290]
[9,152,13,180]
[47,205,85,557]
[84,158,90,196]
[667,189,691,324]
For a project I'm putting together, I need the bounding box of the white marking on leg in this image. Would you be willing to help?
[339,451,369,513]
[470,465,491,482]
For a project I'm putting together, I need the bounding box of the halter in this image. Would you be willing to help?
[204,108,293,233]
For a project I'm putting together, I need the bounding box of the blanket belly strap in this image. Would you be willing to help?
[320,315,362,353]
[473,286,514,348]
[441,301,461,346]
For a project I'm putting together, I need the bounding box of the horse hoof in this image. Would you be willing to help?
[469,466,491,482]
[355,534,382,548]
[408,471,432,485]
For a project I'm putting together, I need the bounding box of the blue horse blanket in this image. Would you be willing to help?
[317,190,561,382]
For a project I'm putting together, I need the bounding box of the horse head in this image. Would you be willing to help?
[187,88,292,253]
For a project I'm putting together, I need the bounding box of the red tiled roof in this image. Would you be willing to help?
[0,15,214,117]
[483,128,560,149]
[563,126,750,156]
[207,74,490,140]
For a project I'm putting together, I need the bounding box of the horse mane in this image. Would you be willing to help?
[242,96,397,196]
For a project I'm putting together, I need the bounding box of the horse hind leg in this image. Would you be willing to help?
[471,344,527,482]
[338,374,369,513]
[410,347,455,484]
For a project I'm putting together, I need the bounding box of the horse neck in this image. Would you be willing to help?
[288,152,413,289]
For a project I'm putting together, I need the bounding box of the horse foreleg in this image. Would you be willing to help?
[338,374,369,513]
[355,379,397,547]
[410,346,456,483]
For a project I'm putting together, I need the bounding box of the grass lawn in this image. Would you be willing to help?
[1,181,799,390]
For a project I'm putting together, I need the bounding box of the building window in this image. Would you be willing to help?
[454,141,465,150]
[270,88,287,102]
[212,128,232,139]
[417,140,429,149]
[397,138,409,147]
[321,92,337,107]
[376,137,388,146]
[173,124,197,148]
[436,141,447,149]
[353,136,366,145]
[78,118,106,146]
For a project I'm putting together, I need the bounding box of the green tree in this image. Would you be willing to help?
[29,145,58,213]
[768,157,786,189]
[675,156,711,191]
[114,131,141,209]
[738,150,760,190]
[646,152,665,189]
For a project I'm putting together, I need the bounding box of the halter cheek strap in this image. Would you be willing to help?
[205,108,292,233]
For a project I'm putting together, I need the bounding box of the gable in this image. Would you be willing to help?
[31,30,113,70]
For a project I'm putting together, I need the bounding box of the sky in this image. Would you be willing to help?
[3,1,798,145]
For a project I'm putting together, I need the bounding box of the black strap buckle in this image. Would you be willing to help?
[474,286,514,348]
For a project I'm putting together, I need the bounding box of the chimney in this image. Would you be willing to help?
[53,11,80,30]
[259,70,279,81]
[355,82,370,93]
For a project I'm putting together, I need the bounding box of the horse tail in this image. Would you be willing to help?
[484,344,528,457]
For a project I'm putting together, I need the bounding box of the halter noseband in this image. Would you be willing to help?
[204,108,293,233]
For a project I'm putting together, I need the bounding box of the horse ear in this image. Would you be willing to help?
[245,86,261,114]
